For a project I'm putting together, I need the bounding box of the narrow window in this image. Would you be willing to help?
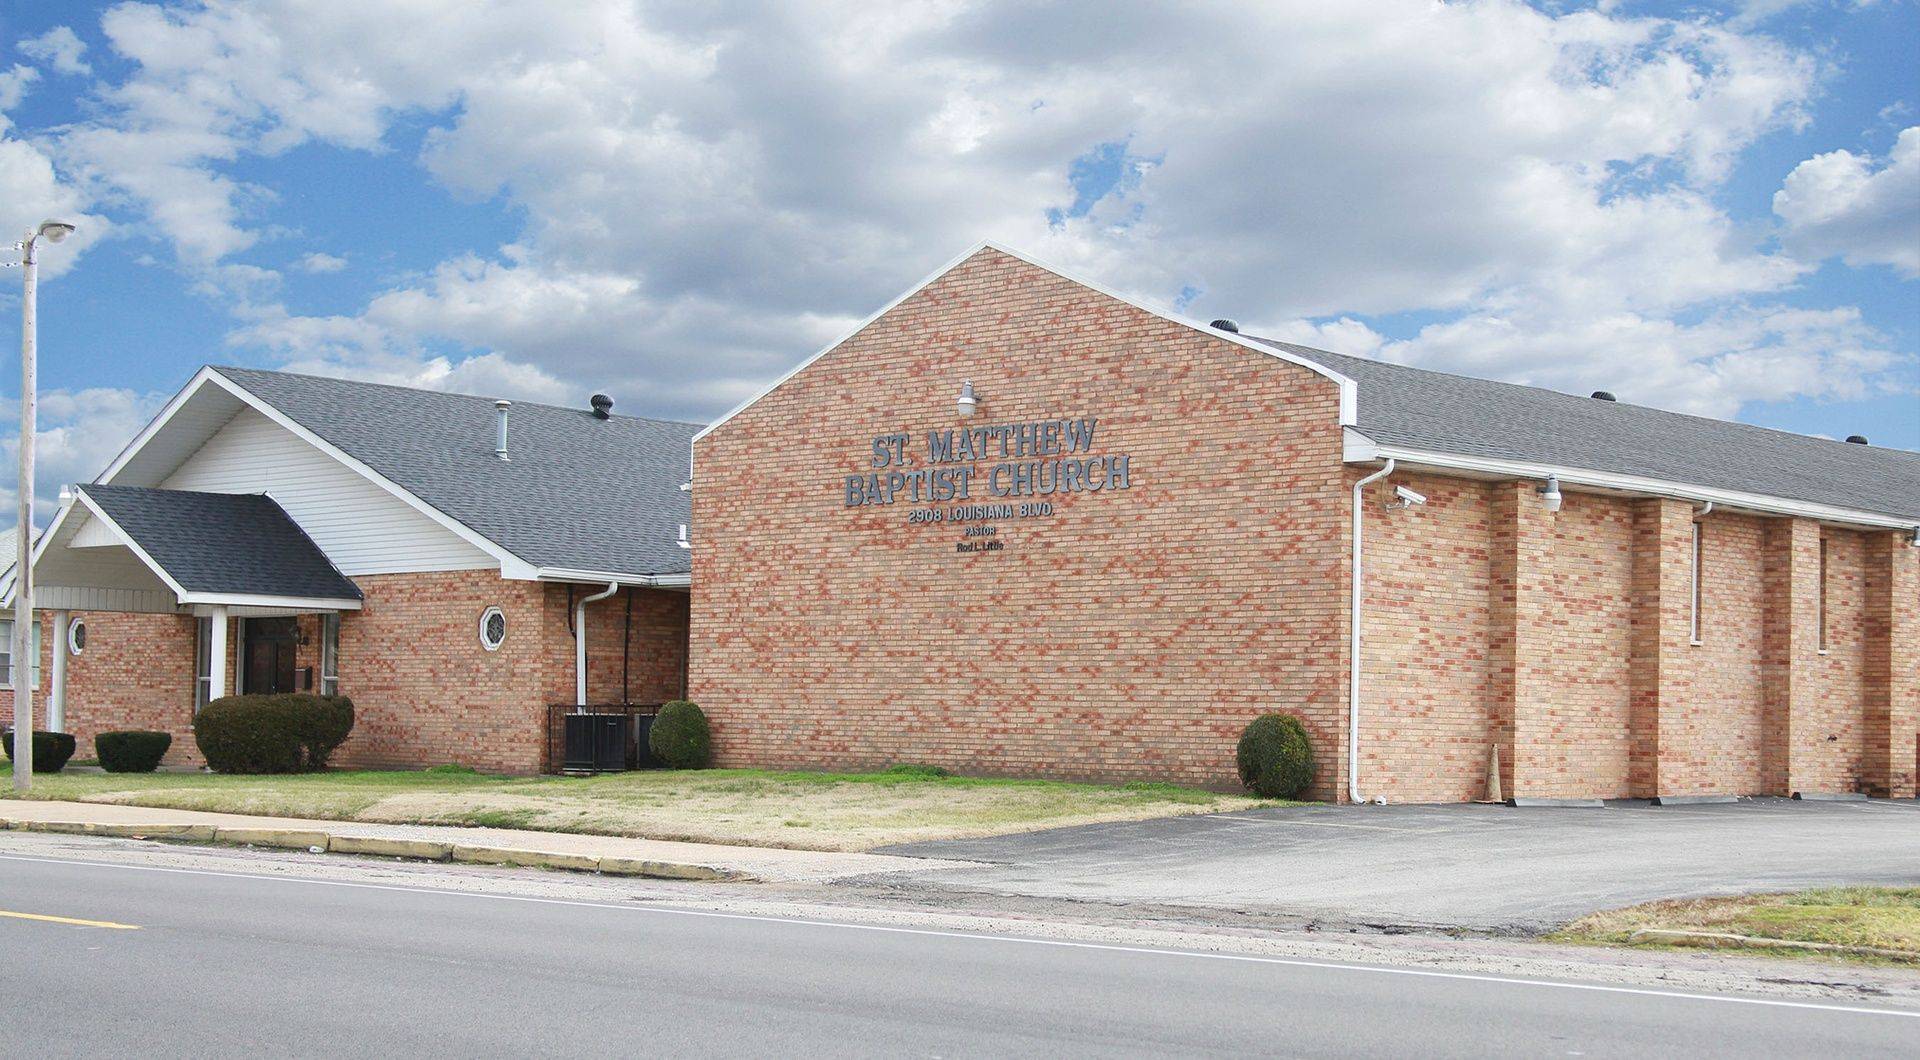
[1689,520,1704,645]
[195,617,213,711]
[1817,536,1830,652]
[1,619,41,688]
[320,613,341,695]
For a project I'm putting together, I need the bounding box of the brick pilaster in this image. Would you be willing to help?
[1862,533,1918,798]
[1628,498,1692,797]
[1760,518,1821,794]
[1489,481,1556,798]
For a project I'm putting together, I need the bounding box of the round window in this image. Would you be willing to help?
[68,620,87,656]
[479,607,507,652]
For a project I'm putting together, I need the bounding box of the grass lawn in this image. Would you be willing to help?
[0,763,1278,852]
[1553,887,1920,966]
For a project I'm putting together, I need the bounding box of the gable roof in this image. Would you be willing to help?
[1253,338,1920,524]
[78,485,361,602]
[693,241,1358,444]
[206,368,699,578]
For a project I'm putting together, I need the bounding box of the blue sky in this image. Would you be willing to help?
[0,0,1914,521]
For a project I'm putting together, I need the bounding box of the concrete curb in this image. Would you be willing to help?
[1,815,748,882]
[329,836,453,861]
[214,827,333,851]
[1650,795,1739,806]
[1505,798,1607,808]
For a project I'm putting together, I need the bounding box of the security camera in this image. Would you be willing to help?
[1386,485,1427,510]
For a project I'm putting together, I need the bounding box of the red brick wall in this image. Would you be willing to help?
[7,570,692,776]
[542,584,690,707]
[2,611,199,767]
[1666,511,1769,795]
[1359,470,1493,803]
[691,247,1353,795]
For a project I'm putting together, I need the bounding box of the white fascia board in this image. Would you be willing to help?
[100,368,535,579]
[181,594,363,611]
[94,365,225,486]
[534,567,690,589]
[687,240,1359,464]
[66,490,193,601]
[1356,442,1920,532]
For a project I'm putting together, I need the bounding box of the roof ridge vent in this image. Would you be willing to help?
[1590,391,1616,401]
[1845,435,1869,445]
[1209,318,1240,334]
[590,394,613,419]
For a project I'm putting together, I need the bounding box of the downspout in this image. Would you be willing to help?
[1349,458,1395,806]
[574,581,619,708]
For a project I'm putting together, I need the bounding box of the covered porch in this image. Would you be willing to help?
[15,484,363,737]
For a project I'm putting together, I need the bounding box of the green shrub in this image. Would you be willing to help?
[1235,713,1315,799]
[192,694,355,774]
[295,695,355,769]
[648,700,711,769]
[1,730,77,773]
[94,730,172,773]
[884,763,953,779]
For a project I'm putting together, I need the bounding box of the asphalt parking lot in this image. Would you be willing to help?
[880,798,1920,932]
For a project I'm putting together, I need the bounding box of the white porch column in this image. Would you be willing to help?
[208,606,229,701]
[48,610,69,733]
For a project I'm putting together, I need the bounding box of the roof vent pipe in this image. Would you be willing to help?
[1845,435,1868,445]
[494,400,511,460]
[590,394,613,419]
[1591,391,1616,401]
[1209,319,1240,333]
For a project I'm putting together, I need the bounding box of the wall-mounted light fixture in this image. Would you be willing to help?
[956,380,978,417]
[1537,474,1563,513]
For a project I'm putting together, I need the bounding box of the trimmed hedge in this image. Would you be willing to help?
[95,730,173,773]
[1235,713,1315,799]
[192,694,355,774]
[2,729,77,773]
[648,700,711,769]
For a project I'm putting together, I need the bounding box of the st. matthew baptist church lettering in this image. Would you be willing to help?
[843,417,1132,508]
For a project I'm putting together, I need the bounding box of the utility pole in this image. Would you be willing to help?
[11,220,74,792]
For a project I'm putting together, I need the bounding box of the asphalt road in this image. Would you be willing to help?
[1,849,1914,1057]
[883,798,1920,931]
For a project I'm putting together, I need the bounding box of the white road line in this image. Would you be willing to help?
[1,850,1914,1021]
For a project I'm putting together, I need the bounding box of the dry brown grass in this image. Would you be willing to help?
[1553,888,1920,966]
[2,764,1279,852]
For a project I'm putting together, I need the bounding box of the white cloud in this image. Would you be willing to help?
[1774,126,1920,277]
[294,250,347,273]
[31,0,1912,428]
[19,26,91,76]
[0,387,169,529]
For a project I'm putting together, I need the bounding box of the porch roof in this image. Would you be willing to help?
[74,485,363,604]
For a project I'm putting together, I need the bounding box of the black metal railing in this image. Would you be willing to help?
[543,703,665,774]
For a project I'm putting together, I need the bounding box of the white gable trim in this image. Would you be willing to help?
[96,368,540,580]
[64,489,192,601]
[689,240,1359,452]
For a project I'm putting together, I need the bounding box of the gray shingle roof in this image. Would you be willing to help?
[80,485,361,600]
[212,367,699,577]
[1251,339,1920,523]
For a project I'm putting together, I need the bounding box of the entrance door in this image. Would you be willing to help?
[243,618,300,695]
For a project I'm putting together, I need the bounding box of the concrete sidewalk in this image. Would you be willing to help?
[0,800,973,883]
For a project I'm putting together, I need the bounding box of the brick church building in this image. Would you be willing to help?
[8,243,1918,802]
